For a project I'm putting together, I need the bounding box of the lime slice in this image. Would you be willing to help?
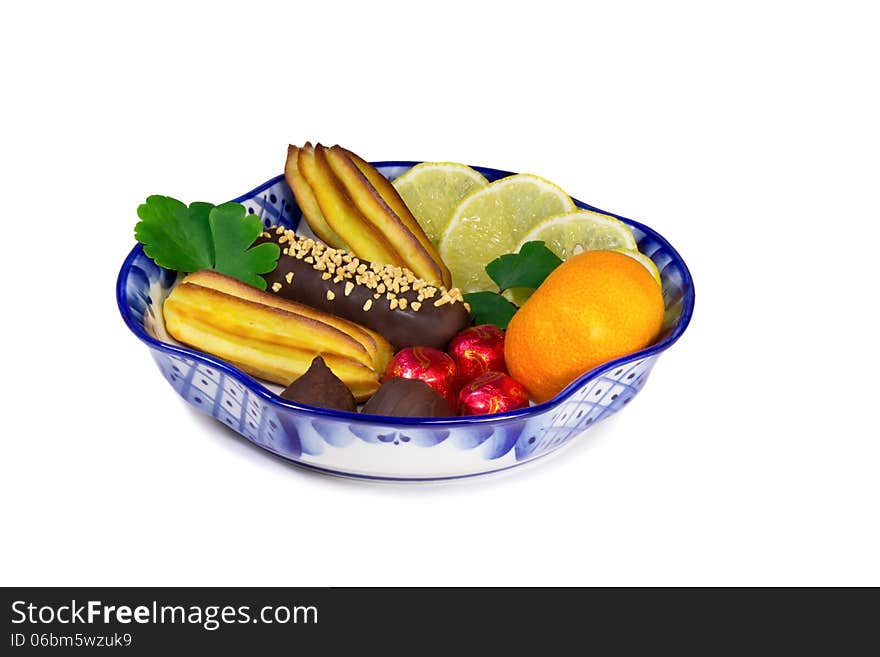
[616,248,662,287]
[514,210,638,261]
[392,162,488,245]
[438,174,575,292]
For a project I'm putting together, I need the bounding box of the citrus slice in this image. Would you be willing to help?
[392,162,488,245]
[514,209,638,261]
[504,212,643,307]
[438,174,575,292]
[615,248,662,287]
[502,287,535,307]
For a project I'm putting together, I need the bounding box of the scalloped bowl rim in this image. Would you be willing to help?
[116,161,695,427]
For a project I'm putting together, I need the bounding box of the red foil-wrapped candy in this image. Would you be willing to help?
[458,371,530,416]
[385,347,458,409]
[448,324,507,385]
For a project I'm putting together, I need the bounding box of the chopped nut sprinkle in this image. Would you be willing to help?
[389,298,399,310]
[268,226,466,310]
[326,290,335,301]
[271,282,282,292]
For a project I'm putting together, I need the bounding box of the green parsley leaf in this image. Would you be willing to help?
[134,196,281,290]
[135,196,215,273]
[463,241,564,329]
[463,291,519,330]
[209,203,280,290]
[485,241,562,292]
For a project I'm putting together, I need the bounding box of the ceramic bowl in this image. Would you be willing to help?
[117,162,694,480]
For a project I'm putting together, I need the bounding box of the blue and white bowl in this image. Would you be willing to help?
[116,162,695,481]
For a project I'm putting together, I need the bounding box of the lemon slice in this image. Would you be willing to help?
[392,162,488,245]
[616,248,662,287]
[502,214,648,306]
[514,209,638,261]
[439,174,575,292]
[502,287,535,307]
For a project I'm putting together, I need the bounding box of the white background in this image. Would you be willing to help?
[1,1,878,586]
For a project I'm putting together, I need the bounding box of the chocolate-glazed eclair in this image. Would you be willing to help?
[257,226,470,350]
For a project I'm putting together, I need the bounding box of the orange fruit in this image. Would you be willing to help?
[505,250,664,403]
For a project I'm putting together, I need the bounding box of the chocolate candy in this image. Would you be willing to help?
[280,356,357,412]
[256,227,470,350]
[448,324,507,384]
[361,378,454,417]
[385,346,458,409]
[458,371,530,416]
